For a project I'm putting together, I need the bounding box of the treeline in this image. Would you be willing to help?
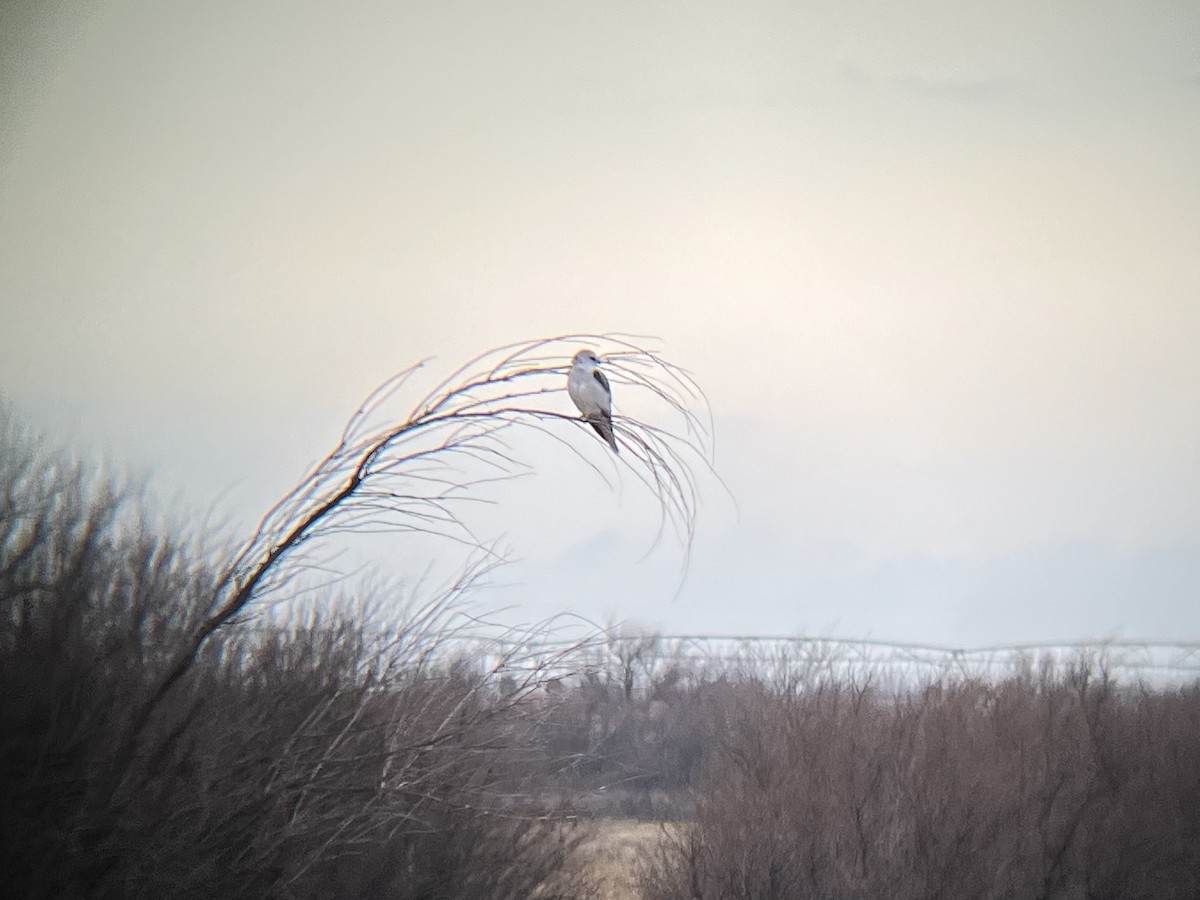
[544,627,1200,898]
[6,411,1200,900]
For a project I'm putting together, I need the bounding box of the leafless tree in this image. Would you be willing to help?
[118,333,715,793]
[3,329,715,898]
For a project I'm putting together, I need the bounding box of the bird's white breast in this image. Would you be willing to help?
[569,365,607,415]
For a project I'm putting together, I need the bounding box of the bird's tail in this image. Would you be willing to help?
[588,413,619,454]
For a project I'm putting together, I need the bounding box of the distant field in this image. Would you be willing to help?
[570,819,682,900]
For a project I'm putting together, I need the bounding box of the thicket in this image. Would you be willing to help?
[2,336,711,898]
[0,410,591,900]
[639,666,1200,900]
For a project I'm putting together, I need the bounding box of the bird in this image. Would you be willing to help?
[568,349,619,453]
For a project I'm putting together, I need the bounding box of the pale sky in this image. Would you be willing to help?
[3,0,1198,644]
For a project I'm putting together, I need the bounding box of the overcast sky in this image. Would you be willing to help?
[3,0,1198,645]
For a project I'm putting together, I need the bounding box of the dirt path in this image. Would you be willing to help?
[571,819,681,900]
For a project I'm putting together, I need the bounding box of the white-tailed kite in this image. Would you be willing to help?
[568,349,619,453]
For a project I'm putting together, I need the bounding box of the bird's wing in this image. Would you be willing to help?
[592,367,611,398]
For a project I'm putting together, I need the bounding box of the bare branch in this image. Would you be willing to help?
[117,334,714,786]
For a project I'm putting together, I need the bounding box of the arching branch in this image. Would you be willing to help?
[119,333,715,783]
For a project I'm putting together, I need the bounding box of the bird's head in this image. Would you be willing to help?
[572,349,602,367]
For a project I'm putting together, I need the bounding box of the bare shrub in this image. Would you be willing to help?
[641,661,1200,900]
[0,414,597,897]
[3,336,711,899]
[120,334,711,772]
